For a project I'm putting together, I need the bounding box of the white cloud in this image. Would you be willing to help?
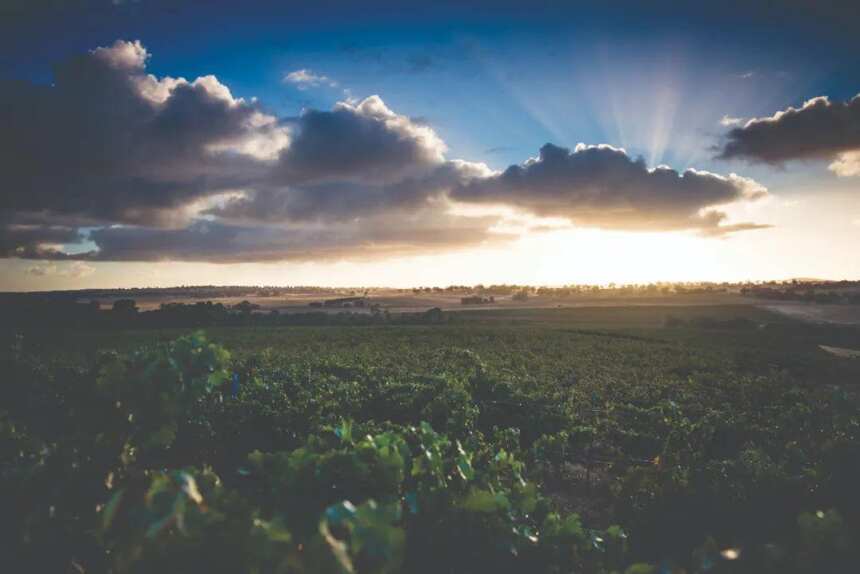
[92,39,148,70]
[26,261,96,278]
[68,261,96,277]
[26,264,55,276]
[829,151,860,177]
[337,95,448,165]
[720,115,743,127]
[283,68,338,89]
[205,110,290,161]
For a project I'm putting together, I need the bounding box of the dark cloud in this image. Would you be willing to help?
[211,160,487,223]
[66,209,505,263]
[209,97,486,223]
[0,40,281,228]
[717,94,860,175]
[272,95,445,185]
[0,224,82,258]
[453,143,768,234]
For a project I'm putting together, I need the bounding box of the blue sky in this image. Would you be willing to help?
[1,1,859,289]
[4,3,856,149]
[5,1,857,170]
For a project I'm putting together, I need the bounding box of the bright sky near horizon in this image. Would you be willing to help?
[1,1,859,290]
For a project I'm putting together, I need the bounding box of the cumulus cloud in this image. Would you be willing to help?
[720,115,743,127]
[452,143,768,235]
[273,95,446,184]
[283,69,338,89]
[717,94,860,176]
[1,40,772,265]
[0,39,288,229]
[206,94,478,224]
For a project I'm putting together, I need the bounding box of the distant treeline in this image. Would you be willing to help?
[414,284,732,297]
[0,298,450,330]
[0,285,360,301]
[6,279,860,301]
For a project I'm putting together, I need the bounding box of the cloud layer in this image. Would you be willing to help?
[0,40,771,265]
[26,261,95,278]
[453,144,768,235]
[717,94,860,176]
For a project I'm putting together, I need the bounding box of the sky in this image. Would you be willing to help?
[1,0,859,290]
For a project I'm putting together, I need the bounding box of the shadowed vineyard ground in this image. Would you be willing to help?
[2,305,859,573]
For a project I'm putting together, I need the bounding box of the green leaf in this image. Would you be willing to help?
[462,488,500,513]
[335,419,354,443]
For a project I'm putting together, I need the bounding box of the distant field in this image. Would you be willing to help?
[450,302,775,326]
[22,304,860,384]
[86,289,860,326]
[91,290,750,313]
[762,302,860,325]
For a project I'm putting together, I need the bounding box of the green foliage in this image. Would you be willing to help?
[2,317,859,573]
[93,420,626,573]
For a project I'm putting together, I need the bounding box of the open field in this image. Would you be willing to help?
[61,288,860,327]
[4,303,860,572]
[78,289,752,313]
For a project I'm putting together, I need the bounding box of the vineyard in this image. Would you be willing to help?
[2,305,859,573]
